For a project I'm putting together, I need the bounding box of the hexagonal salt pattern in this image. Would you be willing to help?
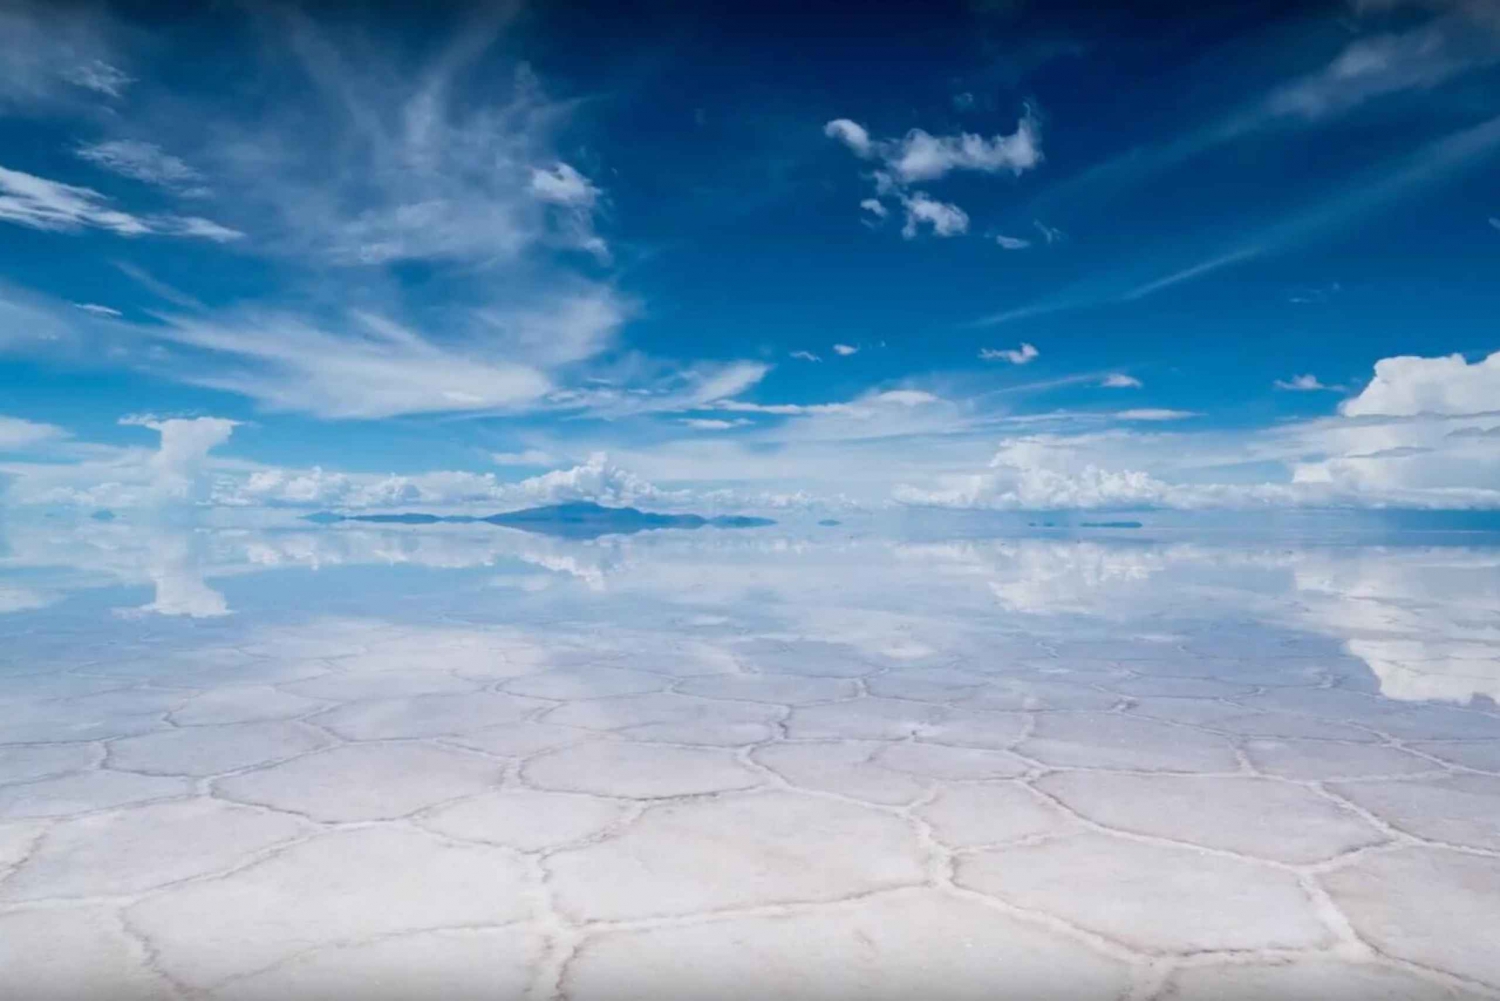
[5,538,1500,999]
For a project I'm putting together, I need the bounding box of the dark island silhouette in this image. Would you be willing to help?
[303,501,776,539]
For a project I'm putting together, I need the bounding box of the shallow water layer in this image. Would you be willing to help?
[1,519,1498,1000]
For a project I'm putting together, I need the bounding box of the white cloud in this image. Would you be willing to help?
[1266,12,1500,122]
[491,449,558,466]
[0,165,238,241]
[995,234,1031,250]
[1123,247,1261,301]
[2,415,236,509]
[1115,409,1199,421]
[61,61,132,98]
[1490,216,1500,231]
[790,350,821,362]
[528,162,608,261]
[76,140,206,194]
[979,342,1039,364]
[1275,373,1332,391]
[148,309,555,420]
[859,198,888,218]
[0,415,67,451]
[73,302,121,318]
[1101,373,1142,388]
[827,113,1042,184]
[1033,220,1064,244]
[832,344,859,357]
[824,118,872,156]
[681,418,751,431]
[900,192,968,238]
[1340,350,1500,416]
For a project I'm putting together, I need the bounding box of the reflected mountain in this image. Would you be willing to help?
[303,501,777,539]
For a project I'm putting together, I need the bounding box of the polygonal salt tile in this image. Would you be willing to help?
[541,692,781,741]
[280,669,481,701]
[752,740,929,806]
[1374,707,1500,741]
[0,743,97,785]
[171,686,327,726]
[1330,774,1500,851]
[1,798,309,901]
[784,698,943,741]
[1230,686,1399,723]
[917,782,1075,849]
[0,820,45,869]
[1206,711,1383,743]
[675,673,858,705]
[915,708,1030,750]
[442,721,583,758]
[865,668,989,703]
[547,790,925,920]
[419,788,630,851]
[874,741,1029,781]
[621,642,742,678]
[1241,738,1436,780]
[1037,772,1386,863]
[1158,957,1488,1000]
[564,886,1130,1001]
[215,743,500,821]
[210,927,546,1001]
[108,721,334,777]
[732,639,883,678]
[963,679,1118,712]
[2,702,167,743]
[0,906,171,1001]
[1126,697,1268,727]
[524,741,760,799]
[1105,676,1255,699]
[312,691,543,740]
[1408,740,1500,772]
[0,770,190,819]
[127,825,531,988]
[957,831,1332,953]
[59,686,194,717]
[1020,712,1239,772]
[503,666,668,700]
[1322,847,1500,987]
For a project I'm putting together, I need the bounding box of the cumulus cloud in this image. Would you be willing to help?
[995,234,1031,250]
[1101,373,1142,388]
[2,415,236,509]
[832,344,859,356]
[899,192,968,238]
[1340,350,1500,416]
[825,111,1041,237]
[979,342,1038,364]
[826,113,1042,183]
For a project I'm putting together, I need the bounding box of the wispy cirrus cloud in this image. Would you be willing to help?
[0,165,241,241]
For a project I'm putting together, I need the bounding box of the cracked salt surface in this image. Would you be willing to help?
[1,521,1499,999]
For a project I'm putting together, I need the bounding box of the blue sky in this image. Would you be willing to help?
[0,0,1498,514]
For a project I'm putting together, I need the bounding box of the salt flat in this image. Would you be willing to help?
[0,519,1497,999]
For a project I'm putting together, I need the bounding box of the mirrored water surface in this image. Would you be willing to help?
[2,516,1499,999]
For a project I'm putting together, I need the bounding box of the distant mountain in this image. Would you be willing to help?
[302,501,776,539]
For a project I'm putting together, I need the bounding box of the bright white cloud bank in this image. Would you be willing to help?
[4,350,1499,514]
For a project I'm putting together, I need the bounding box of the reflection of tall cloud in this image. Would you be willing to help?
[1291,550,1500,704]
